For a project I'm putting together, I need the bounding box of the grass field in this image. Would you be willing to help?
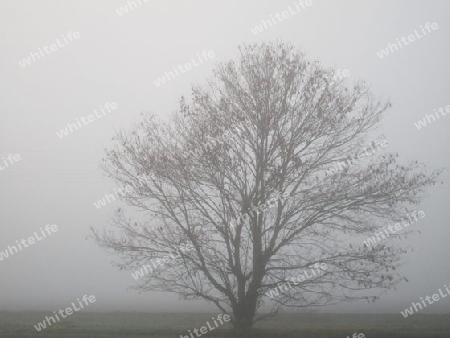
[0,312,449,337]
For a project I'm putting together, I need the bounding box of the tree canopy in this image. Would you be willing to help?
[93,40,441,330]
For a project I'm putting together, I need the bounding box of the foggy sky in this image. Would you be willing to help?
[0,0,449,313]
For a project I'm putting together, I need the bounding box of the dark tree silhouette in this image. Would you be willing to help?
[93,40,441,331]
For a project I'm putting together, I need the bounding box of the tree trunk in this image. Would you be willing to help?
[232,298,256,331]
[232,268,263,331]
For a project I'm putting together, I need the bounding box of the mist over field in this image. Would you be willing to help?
[1,0,450,337]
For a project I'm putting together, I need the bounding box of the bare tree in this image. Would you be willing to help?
[92,40,441,331]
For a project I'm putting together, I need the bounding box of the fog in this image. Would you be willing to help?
[0,0,449,314]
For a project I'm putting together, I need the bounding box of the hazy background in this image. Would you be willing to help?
[0,0,449,313]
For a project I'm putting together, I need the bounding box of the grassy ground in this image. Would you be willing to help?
[0,312,449,337]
